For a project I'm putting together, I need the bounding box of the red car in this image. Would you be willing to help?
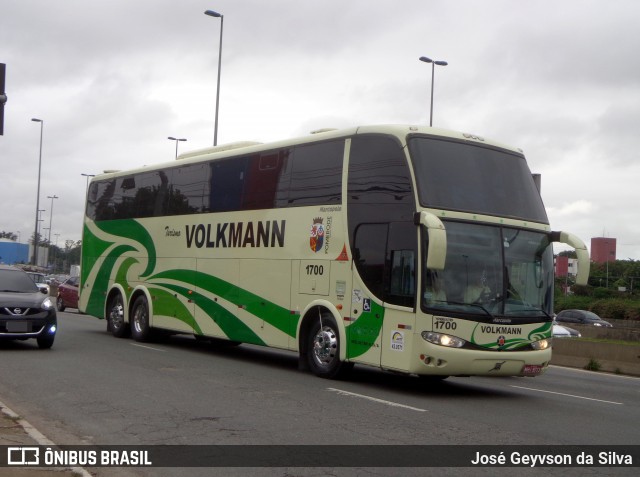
[57,276,79,311]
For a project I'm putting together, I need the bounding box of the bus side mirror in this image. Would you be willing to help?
[415,211,447,271]
[550,231,590,285]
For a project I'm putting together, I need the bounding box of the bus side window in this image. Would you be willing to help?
[287,140,343,206]
[243,151,289,210]
[352,223,388,299]
[385,222,417,308]
[209,158,248,212]
[388,250,415,303]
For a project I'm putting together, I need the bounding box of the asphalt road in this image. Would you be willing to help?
[1,311,638,476]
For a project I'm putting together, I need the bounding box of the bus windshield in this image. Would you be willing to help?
[422,221,554,320]
[408,135,548,223]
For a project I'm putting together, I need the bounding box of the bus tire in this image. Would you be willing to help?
[131,295,151,342]
[108,293,129,338]
[306,313,350,379]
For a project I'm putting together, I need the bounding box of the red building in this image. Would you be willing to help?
[591,237,616,264]
[555,255,569,277]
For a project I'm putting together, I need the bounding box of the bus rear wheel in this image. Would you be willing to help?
[306,314,350,379]
[108,293,129,338]
[131,296,151,342]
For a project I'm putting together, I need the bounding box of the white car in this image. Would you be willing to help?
[552,322,581,338]
[553,324,572,338]
[26,272,50,295]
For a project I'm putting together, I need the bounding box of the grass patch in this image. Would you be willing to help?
[575,337,640,346]
[584,358,601,371]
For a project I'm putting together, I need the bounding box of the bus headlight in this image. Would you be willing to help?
[531,338,551,350]
[421,331,466,348]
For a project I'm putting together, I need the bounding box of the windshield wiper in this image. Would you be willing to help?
[514,307,552,319]
[428,300,497,320]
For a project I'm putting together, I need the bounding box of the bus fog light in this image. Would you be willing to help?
[421,331,465,348]
[531,338,551,350]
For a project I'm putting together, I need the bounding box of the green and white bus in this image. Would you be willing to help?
[79,125,589,379]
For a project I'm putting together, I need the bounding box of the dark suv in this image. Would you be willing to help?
[555,309,612,328]
[0,265,57,349]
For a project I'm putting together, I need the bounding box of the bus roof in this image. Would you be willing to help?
[90,124,524,181]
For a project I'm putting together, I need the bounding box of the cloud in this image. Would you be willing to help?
[2,0,640,262]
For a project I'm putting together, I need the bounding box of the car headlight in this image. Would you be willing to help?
[42,297,55,310]
[531,338,551,350]
[421,331,466,348]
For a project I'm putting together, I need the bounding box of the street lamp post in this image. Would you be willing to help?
[168,137,187,159]
[31,118,44,266]
[53,233,60,273]
[38,209,46,237]
[204,9,224,146]
[46,195,58,243]
[419,56,448,127]
[81,173,95,192]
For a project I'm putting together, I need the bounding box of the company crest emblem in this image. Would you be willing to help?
[309,217,324,253]
[497,335,506,347]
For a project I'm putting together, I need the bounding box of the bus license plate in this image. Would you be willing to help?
[522,364,543,376]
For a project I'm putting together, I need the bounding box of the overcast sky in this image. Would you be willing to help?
[1,0,639,260]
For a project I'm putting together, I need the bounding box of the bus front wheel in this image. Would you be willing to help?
[108,293,129,338]
[306,314,351,379]
[131,296,151,342]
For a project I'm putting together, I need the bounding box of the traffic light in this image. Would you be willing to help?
[0,63,7,135]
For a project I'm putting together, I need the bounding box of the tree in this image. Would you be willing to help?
[0,231,18,241]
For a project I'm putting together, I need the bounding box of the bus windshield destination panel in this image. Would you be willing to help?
[80,125,589,381]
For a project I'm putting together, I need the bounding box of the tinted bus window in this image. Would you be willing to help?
[209,158,248,212]
[169,163,210,215]
[286,140,343,206]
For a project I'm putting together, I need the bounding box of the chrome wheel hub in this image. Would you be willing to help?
[312,326,338,367]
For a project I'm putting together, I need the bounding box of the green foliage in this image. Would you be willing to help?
[593,288,617,299]
[555,295,640,321]
[584,358,601,371]
[0,231,18,241]
[554,295,593,312]
[571,284,592,296]
[590,299,631,321]
[555,257,640,321]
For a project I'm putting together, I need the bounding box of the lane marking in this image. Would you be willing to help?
[510,385,623,405]
[130,343,167,352]
[0,399,92,477]
[550,365,640,381]
[327,388,427,412]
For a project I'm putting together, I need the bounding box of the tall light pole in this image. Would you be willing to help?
[53,233,60,273]
[46,195,58,243]
[204,9,224,146]
[81,173,95,192]
[168,137,187,159]
[419,56,448,127]
[37,209,46,266]
[31,118,44,266]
